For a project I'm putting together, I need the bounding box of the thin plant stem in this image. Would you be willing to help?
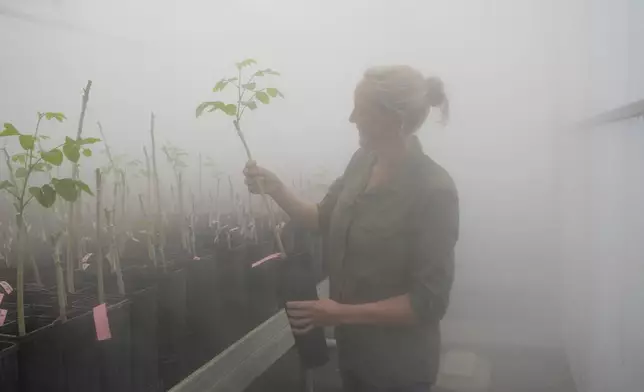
[95,168,105,304]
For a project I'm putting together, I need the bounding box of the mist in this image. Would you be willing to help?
[1,1,642,392]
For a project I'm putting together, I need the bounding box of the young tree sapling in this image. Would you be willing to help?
[0,114,96,336]
[196,59,286,256]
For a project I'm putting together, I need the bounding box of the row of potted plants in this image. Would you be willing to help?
[0,59,328,391]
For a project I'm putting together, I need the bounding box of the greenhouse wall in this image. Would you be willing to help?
[559,1,644,391]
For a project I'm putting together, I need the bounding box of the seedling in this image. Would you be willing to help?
[197,59,286,256]
[0,113,96,336]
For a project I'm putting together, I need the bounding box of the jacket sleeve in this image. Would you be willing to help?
[408,187,459,324]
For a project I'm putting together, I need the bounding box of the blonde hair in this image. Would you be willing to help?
[363,65,449,134]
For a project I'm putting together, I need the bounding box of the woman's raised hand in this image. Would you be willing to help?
[243,160,283,196]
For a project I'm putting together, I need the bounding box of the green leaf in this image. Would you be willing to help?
[75,180,93,196]
[65,136,75,144]
[255,91,270,104]
[266,88,284,98]
[63,144,80,163]
[44,112,66,122]
[78,137,100,145]
[52,178,79,202]
[0,180,14,190]
[255,68,280,77]
[41,149,64,166]
[82,149,92,157]
[29,185,56,208]
[12,154,27,164]
[242,101,258,110]
[235,58,257,69]
[213,79,229,92]
[196,102,217,117]
[19,135,35,150]
[197,101,234,117]
[242,82,256,90]
[0,123,20,137]
[223,104,237,116]
[15,168,28,178]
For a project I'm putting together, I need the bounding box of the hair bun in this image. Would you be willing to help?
[425,77,445,106]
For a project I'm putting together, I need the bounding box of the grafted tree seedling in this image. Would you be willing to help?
[0,114,96,336]
[197,59,286,256]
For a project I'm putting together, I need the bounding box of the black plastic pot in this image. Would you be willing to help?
[213,245,253,349]
[66,297,133,392]
[62,309,102,392]
[99,300,133,392]
[277,252,329,369]
[0,316,67,392]
[0,341,19,392]
[184,255,221,368]
[156,267,188,390]
[127,286,159,392]
[102,266,160,392]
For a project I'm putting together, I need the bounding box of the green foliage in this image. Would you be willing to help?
[75,180,93,195]
[41,149,64,166]
[266,88,284,98]
[63,143,80,163]
[196,101,237,117]
[236,58,257,69]
[19,135,35,150]
[29,185,56,208]
[78,137,100,145]
[41,112,66,122]
[15,168,28,178]
[253,69,280,77]
[0,112,96,213]
[12,154,27,165]
[0,123,20,137]
[51,178,79,202]
[255,91,270,104]
[242,101,257,110]
[197,59,284,124]
[0,180,14,190]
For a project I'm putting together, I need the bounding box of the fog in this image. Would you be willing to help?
[1,1,642,391]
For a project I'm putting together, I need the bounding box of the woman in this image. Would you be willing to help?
[244,65,459,392]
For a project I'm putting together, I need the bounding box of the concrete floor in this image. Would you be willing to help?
[247,341,576,392]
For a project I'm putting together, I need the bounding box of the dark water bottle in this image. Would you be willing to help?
[277,252,329,369]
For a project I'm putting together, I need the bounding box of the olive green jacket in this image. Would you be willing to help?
[319,147,459,387]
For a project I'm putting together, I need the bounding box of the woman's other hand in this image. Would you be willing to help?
[286,299,345,335]
[243,160,283,196]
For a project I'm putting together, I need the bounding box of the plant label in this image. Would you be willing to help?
[93,303,112,341]
[0,309,7,326]
[251,252,283,268]
[0,293,3,306]
[81,253,93,264]
[0,281,12,295]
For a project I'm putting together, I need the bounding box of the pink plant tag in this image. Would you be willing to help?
[0,309,7,326]
[251,253,283,268]
[192,256,201,261]
[93,303,112,341]
[0,281,13,295]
